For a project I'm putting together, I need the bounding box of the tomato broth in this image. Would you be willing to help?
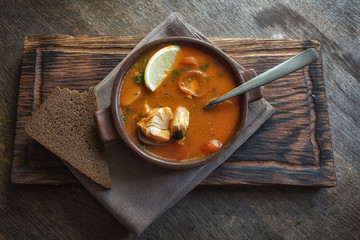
[119,45,241,162]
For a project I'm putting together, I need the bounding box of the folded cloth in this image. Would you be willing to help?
[66,13,275,235]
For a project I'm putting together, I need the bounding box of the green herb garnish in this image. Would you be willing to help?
[172,69,181,76]
[134,113,143,123]
[132,62,138,68]
[200,63,209,71]
[138,57,148,74]
[140,144,147,150]
[172,130,184,140]
[166,93,170,98]
[218,72,224,77]
[133,74,144,85]
[172,69,181,82]
[122,107,131,121]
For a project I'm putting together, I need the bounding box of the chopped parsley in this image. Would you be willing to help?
[173,69,181,76]
[132,62,138,68]
[218,72,224,77]
[172,130,184,140]
[133,74,144,85]
[121,107,131,121]
[136,56,149,75]
[200,63,209,71]
[172,69,184,82]
[134,113,143,123]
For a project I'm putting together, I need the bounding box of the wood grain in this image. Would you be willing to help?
[11,35,336,187]
[1,1,359,240]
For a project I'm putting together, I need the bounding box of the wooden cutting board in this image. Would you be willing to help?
[11,35,336,187]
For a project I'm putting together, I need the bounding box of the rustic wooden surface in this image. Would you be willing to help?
[11,35,335,187]
[1,1,359,239]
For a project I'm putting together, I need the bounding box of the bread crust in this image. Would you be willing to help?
[25,87,111,188]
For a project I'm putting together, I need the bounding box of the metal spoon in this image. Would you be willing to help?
[203,48,319,110]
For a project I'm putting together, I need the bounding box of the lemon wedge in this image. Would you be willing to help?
[144,45,180,91]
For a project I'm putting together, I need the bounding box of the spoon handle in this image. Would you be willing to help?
[203,48,319,110]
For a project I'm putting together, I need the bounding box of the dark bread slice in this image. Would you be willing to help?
[25,87,111,188]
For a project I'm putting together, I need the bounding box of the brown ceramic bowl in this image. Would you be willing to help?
[95,37,262,169]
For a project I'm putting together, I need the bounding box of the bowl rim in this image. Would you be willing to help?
[111,37,248,169]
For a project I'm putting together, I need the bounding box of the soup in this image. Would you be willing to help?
[119,44,241,162]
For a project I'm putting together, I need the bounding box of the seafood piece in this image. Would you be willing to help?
[142,104,151,116]
[178,70,207,97]
[179,57,199,67]
[137,107,173,143]
[170,106,190,140]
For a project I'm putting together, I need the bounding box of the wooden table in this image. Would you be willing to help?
[1,1,359,239]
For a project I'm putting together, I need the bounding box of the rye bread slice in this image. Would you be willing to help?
[25,87,111,188]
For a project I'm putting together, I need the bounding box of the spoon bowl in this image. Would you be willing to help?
[137,129,166,146]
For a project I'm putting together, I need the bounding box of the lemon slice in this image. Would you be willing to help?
[144,45,180,91]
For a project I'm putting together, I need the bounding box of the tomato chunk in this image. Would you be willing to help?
[201,139,223,153]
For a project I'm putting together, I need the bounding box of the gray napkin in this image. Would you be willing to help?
[67,13,275,235]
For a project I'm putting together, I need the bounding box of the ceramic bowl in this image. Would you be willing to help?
[95,37,262,168]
